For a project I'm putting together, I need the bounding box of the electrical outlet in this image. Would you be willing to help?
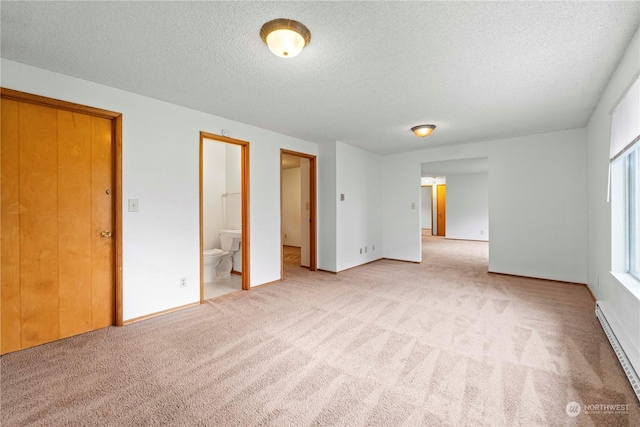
[341,194,345,201]
[285,234,287,240]
[480,230,484,235]
[373,245,375,251]
[360,248,362,254]
[365,246,368,253]
[180,277,187,288]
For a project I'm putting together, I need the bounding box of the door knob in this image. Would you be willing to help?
[101,231,112,238]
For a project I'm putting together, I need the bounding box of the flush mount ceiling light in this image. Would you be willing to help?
[411,124,436,137]
[260,18,311,58]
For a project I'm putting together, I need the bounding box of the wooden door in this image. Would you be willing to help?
[1,98,115,354]
[437,184,446,236]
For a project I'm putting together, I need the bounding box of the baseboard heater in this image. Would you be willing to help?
[595,302,640,402]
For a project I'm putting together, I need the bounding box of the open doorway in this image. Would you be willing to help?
[421,177,446,236]
[421,157,489,243]
[199,132,250,301]
[280,149,317,277]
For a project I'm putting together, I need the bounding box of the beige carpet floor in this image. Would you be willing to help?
[1,236,638,426]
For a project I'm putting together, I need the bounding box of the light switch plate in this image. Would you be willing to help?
[128,199,139,212]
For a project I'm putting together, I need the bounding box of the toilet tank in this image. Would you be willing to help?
[220,229,241,251]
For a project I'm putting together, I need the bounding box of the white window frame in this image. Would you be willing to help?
[610,74,640,294]
[627,146,639,280]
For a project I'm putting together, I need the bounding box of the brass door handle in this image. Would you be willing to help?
[101,231,112,238]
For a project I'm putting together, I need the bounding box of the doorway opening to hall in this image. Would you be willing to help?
[421,158,490,270]
[280,150,317,278]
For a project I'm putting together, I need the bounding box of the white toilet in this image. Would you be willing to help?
[203,229,241,282]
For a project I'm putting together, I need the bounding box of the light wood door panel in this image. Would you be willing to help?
[1,99,115,354]
[58,110,93,338]
[437,184,446,237]
[1,99,22,353]
[19,102,60,348]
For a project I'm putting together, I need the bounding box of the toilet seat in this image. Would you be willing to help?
[204,248,229,256]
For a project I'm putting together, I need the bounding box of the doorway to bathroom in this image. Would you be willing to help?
[199,132,250,301]
[280,149,317,278]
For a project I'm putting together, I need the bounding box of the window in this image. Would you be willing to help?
[611,75,640,284]
[628,147,639,279]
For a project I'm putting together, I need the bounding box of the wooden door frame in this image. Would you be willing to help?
[280,149,317,277]
[199,132,250,301]
[437,184,446,237]
[0,88,124,326]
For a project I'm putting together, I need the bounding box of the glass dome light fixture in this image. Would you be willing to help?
[260,18,311,58]
[411,124,436,137]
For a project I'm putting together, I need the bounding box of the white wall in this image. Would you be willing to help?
[489,130,587,282]
[318,140,384,272]
[0,59,318,320]
[202,140,241,252]
[202,141,226,250]
[383,155,422,262]
[420,186,432,230]
[335,141,384,271]
[446,173,489,241]
[432,185,438,234]
[383,128,588,283]
[282,167,302,246]
[586,27,640,374]
[224,143,242,230]
[318,141,337,271]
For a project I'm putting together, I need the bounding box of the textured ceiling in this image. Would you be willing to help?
[1,1,639,155]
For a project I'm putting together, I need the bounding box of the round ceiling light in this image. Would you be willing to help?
[260,19,311,58]
[411,124,436,137]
